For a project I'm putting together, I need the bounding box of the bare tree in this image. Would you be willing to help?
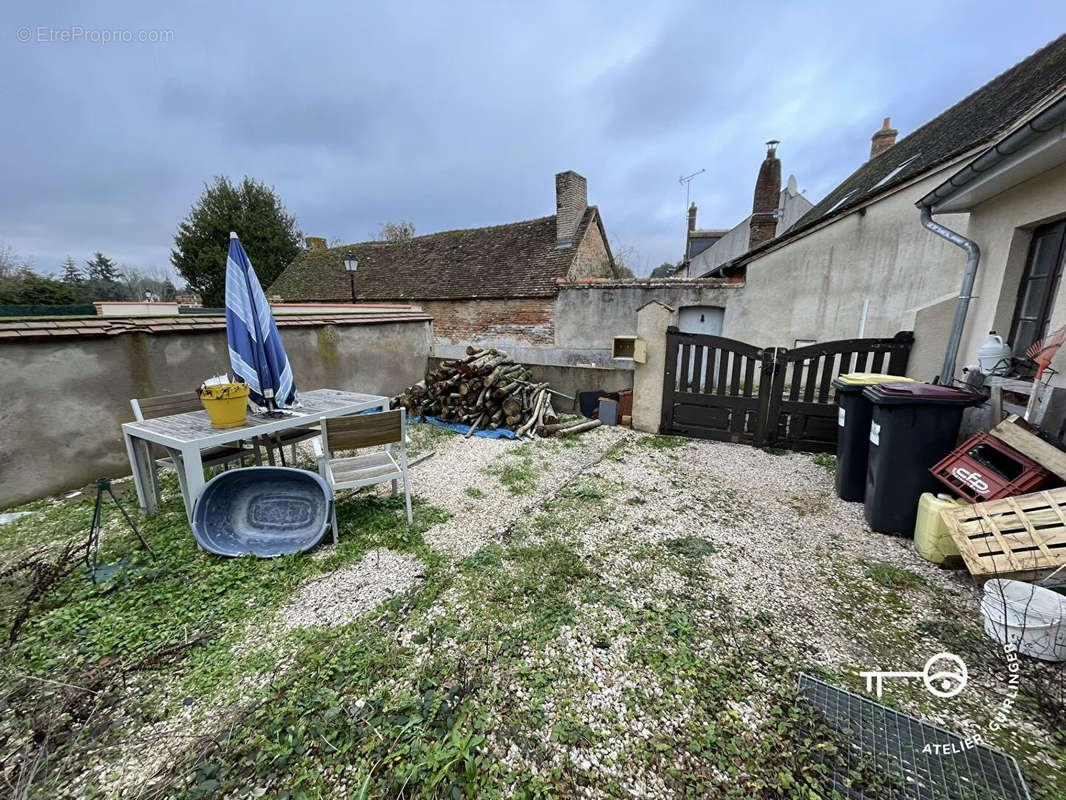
[0,242,21,278]
[612,244,640,279]
[375,220,416,242]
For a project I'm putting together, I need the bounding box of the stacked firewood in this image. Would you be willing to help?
[390,347,602,438]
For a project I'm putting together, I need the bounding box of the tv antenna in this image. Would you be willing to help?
[679,169,705,262]
[679,168,706,210]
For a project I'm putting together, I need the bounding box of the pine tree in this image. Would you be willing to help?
[85,252,119,282]
[60,255,82,285]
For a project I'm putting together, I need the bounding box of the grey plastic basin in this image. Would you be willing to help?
[191,467,333,557]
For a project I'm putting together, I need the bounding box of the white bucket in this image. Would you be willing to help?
[980,579,1066,662]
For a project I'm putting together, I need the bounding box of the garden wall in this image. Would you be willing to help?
[0,311,432,507]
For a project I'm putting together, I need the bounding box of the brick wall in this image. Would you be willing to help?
[555,171,588,245]
[749,147,781,250]
[420,298,554,349]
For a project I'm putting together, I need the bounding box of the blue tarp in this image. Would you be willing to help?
[414,416,520,439]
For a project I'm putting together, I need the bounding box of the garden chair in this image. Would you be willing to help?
[130,391,257,505]
[312,408,412,543]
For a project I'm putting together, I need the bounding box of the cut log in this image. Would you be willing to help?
[554,419,602,437]
[392,348,577,437]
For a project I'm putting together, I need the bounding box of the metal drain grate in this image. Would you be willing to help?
[796,674,1031,799]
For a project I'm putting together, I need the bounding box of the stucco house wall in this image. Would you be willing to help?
[954,160,1066,387]
[0,315,432,507]
[721,167,971,362]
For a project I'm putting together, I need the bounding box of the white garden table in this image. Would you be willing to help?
[122,388,389,522]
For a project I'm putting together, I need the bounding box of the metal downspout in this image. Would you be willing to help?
[919,206,980,383]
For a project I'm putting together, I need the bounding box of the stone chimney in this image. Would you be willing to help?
[688,202,697,232]
[870,117,898,160]
[749,140,781,250]
[305,236,327,251]
[555,170,588,247]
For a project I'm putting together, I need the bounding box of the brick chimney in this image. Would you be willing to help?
[305,236,327,251]
[555,170,588,248]
[688,202,697,232]
[748,140,781,250]
[870,117,897,160]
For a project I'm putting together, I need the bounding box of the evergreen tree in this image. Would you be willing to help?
[85,251,119,282]
[60,255,83,285]
[172,176,302,306]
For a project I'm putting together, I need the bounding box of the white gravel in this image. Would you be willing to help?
[281,547,425,629]
[408,425,632,558]
[393,428,1061,795]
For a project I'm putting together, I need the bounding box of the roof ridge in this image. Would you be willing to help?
[727,32,1066,269]
[871,35,1066,170]
[271,207,605,301]
[320,214,559,252]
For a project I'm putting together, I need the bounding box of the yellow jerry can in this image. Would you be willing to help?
[914,492,965,564]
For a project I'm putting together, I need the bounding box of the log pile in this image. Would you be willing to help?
[390,347,602,438]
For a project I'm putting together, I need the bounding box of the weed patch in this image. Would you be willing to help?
[865,561,926,590]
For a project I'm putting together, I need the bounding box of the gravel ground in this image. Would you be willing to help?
[410,425,631,558]
[46,423,1063,798]
[386,425,1063,796]
[282,547,425,629]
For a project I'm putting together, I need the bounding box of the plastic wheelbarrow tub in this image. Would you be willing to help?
[191,467,333,557]
[981,579,1066,662]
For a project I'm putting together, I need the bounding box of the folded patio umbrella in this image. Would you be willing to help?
[225,232,298,411]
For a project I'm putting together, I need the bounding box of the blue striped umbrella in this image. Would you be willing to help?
[225,232,298,410]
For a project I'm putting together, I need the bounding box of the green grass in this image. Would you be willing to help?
[665,536,717,558]
[864,561,926,590]
[812,452,836,471]
[489,446,543,496]
[0,474,450,799]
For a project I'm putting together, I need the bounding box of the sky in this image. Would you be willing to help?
[2,1,1065,280]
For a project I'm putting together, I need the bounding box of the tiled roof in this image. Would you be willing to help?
[725,33,1066,270]
[269,207,608,301]
[0,311,432,342]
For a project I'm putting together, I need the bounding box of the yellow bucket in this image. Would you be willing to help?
[198,382,250,429]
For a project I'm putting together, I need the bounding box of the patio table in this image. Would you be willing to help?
[122,388,389,522]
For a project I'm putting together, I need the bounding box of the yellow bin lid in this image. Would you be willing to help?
[835,372,917,385]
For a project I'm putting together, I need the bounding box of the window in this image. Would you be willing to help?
[824,190,857,215]
[1009,220,1066,357]
[871,154,921,190]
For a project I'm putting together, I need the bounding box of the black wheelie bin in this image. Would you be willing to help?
[831,373,916,502]
[862,382,984,535]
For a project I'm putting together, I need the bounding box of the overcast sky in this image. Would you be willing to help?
[2,1,1064,279]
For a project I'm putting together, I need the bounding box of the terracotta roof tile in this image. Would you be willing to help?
[0,311,431,342]
[269,207,609,301]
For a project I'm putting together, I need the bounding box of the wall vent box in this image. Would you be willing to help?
[612,336,646,363]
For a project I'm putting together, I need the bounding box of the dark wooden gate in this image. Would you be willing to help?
[660,329,914,452]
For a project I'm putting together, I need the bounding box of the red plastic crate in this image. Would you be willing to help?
[930,432,1054,502]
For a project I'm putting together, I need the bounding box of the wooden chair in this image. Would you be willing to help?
[312,409,412,542]
[130,392,257,505]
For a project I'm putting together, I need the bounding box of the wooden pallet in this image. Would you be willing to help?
[941,487,1066,582]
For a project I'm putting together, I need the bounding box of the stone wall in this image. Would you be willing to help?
[0,314,432,507]
[567,217,613,280]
